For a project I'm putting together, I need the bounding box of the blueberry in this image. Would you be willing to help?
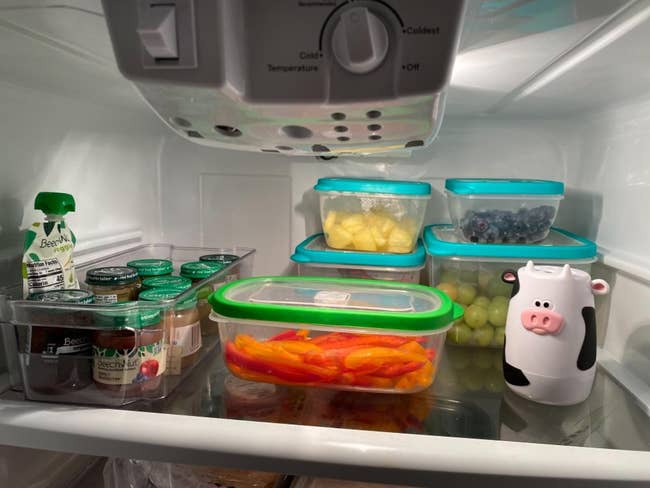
[484,225,500,243]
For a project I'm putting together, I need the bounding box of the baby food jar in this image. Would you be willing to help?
[86,267,139,304]
[139,288,202,374]
[141,275,192,292]
[92,304,166,399]
[180,261,225,336]
[126,259,173,296]
[25,289,94,394]
[199,253,241,284]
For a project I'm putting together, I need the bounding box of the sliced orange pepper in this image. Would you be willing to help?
[398,341,428,356]
[319,334,416,350]
[343,347,428,371]
[374,361,425,378]
[268,340,322,355]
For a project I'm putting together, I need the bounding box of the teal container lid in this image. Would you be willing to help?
[28,289,94,304]
[314,177,432,196]
[139,288,198,310]
[95,302,161,329]
[445,178,564,196]
[142,275,192,291]
[180,261,225,280]
[209,276,463,332]
[424,225,597,260]
[126,259,173,277]
[291,234,426,268]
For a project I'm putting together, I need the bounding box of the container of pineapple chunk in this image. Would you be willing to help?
[314,178,431,254]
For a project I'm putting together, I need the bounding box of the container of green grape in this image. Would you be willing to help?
[423,225,597,348]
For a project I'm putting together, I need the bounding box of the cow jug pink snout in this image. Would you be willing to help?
[521,308,564,335]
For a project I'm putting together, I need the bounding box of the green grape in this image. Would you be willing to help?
[473,296,490,308]
[473,326,495,347]
[490,295,509,307]
[478,271,493,292]
[439,270,459,283]
[464,304,488,329]
[447,323,472,345]
[436,282,458,301]
[473,349,493,370]
[487,278,513,298]
[457,284,477,305]
[493,327,506,347]
[484,369,504,393]
[459,269,479,283]
[488,302,508,327]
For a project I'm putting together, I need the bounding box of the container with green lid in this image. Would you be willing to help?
[95,303,161,329]
[85,266,139,304]
[126,259,173,278]
[141,275,193,292]
[209,276,463,394]
[199,254,241,284]
[180,261,225,281]
[139,288,198,310]
[181,261,227,337]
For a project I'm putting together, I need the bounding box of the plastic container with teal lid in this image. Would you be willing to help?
[181,261,226,336]
[314,177,432,253]
[424,224,597,348]
[291,234,426,283]
[445,178,565,244]
[92,303,166,399]
[141,275,192,292]
[139,288,201,373]
[209,276,463,393]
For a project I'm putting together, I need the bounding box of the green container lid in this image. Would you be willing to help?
[86,266,139,286]
[180,261,225,280]
[139,288,198,310]
[209,276,464,332]
[28,289,94,304]
[34,192,75,215]
[126,259,173,277]
[199,254,240,265]
[142,275,192,291]
[95,302,161,329]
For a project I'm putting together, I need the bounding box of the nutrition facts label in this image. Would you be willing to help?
[25,258,65,292]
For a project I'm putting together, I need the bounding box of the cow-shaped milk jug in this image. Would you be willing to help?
[502,261,609,405]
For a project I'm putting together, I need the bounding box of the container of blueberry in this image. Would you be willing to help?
[424,224,596,348]
[445,179,564,244]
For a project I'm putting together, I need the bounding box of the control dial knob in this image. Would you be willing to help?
[331,7,389,74]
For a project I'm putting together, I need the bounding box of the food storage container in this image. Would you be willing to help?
[291,234,425,283]
[314,177,432,253]
[0,243,255,406]
[209,276,463,393]
[424,224,597,348]
[445,179,564,243]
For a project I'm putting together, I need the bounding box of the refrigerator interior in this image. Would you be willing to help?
[1,0,650,486]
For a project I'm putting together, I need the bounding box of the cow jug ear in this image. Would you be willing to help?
[502,270,518,284]
[591,279,610,296]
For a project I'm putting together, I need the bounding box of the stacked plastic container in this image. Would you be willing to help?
[0,244,255,406]
[425,178,598,348]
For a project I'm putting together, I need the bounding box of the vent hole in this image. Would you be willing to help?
[186,130,203,138]
[405,140,424,148]
[367,124,382,131]
[366,110,381,119]
[337,136,350,142]
[261,149,280,153]
[369,135,382,141]
[312,144,330,152]
[281,125,313,139]
[334,126,348,133]
[214,125,242,137]
[171,117,191,128]
[276,146,294,151]
[331,112,346,121]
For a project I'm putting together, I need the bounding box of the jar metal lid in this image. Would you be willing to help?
[180,261,225,280]
[86,267,139,286]
[95,302,161,329]
[142,275,192,291]
[28,289,94,304]
[139,288,198,310]
[126,259,173,277]
[199,254,240,265]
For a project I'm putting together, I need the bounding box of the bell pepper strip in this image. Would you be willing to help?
[398,341,428,356]
[310,332,351,345]
[373,361,425,378]
[268,340,322,355]
[318,334,416,350]
[268,329,309,341]
[343,347,428,371]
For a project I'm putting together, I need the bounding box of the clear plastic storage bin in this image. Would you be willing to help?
[314,178,431,253]
[291,234,425,283]
[0,243,255,406]
[445,179,564,244]
[209,276,463,394]
[424,225,596,348]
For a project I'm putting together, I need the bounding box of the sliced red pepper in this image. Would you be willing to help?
[319,334,415,350]
[267,329,309,341]
[374,361,425,378]
[310,332,351,345]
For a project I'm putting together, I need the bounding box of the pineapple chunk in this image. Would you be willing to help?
[387,225,414,253]
[380,217,396,237]
[327,225,353,249]
[323,211,337,233]
[370,225,387,249]
[340,213,366,235]
[352,228,377,251]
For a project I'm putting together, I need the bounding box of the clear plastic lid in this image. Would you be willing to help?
[209,277,463,332]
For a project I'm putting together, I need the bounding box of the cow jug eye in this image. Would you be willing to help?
[534,300,541,307]
[543,301,551,308]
